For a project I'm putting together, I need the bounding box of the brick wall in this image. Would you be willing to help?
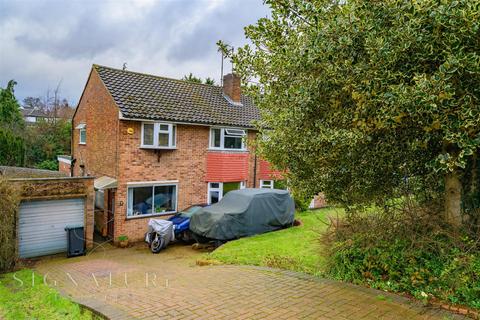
[58,161,71,176]
[113,121,210,242]
[72,69,119,178]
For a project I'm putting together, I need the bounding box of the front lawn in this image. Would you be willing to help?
[0,269,100,320]
[206,208,343,276]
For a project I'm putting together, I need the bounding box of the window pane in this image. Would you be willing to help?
[212,129,221,148]
[261,180,273,188]
[210,191,220,204]
[224,136,242,149]
[225,129,245,136]
[143,124,154,145]
[159,124,169,131]
[172,125,176,146]
[223,182,240,196]
[158,132,169,146]
[80,129,86,143]
[153,185,176,213]
[210,182,220,189]
[130,187,153,216]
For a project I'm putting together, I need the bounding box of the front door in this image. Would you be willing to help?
[107,190,115,239]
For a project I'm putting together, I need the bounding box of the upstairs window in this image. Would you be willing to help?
[210,127,246,150]
[141,122,176,149]
[76,123,86,144]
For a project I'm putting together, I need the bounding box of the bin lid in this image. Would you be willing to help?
[65,224,84,230]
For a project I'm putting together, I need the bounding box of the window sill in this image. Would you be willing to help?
[208,148,248,153]
[126,212,176,220]
[140,146,177,150]
[78,143,86,145]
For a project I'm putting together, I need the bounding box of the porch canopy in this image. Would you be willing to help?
[94,176,117,190]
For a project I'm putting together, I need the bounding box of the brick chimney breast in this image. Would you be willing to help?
[223,73,241,104]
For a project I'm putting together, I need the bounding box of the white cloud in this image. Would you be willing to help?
[0,0,269,104]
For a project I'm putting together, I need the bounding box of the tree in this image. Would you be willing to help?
[182,73,216,85]
[24,120,71,170]
[226,0,480,226]
[0,80,25,166]
[205,77,215,85]
[182,73,203,84]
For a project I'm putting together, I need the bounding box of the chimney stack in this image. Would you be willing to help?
[223,73,241,103]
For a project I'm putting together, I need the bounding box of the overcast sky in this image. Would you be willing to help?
[0,0,269,105]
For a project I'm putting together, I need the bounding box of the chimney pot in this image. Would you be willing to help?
[223,73,241,103]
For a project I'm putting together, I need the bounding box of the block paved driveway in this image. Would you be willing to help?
[34,243,465,320]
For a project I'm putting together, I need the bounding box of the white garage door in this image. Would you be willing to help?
[19,198,84,258]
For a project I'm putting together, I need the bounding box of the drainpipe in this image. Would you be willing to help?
[253,153,257,188]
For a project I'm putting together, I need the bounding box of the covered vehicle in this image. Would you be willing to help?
[189,188,295,241]
[145,219,175,253]
[168,204,206,242]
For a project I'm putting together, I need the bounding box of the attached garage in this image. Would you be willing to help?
[19,198,85,258]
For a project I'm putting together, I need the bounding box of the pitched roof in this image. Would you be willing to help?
[93,65,260,128]
[21,108,48,117]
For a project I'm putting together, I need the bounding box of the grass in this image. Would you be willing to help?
[206,207,343,276]
[0,269,100,320]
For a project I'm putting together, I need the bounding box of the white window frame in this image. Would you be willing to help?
[209,127,247,151]
[207,181,246,204]
[260,180,274,189]
[79,128,86,144]
[207,182,223,205]
[127,182,178,218]
[141,122,176,149]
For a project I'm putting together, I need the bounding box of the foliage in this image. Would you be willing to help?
[182,73,216,85]
[118,235,128,242]
[24,119,71,168]
[0,269,100,319]
[226,0,480,220]
[207,208,342,275]
[0,128,24,166]
[182,73,203,84]
[36,159,59,171]
[0,80,25,166]
[323,204,480,309]
[204,77,215,85]
[0,178,19,273]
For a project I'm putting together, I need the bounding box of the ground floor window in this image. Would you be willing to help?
[208,181,246,204]
[260,180,273,189]
[260,180,286,189]
[127,184,177,217]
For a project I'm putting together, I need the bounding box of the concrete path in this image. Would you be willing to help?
[34,243,465,320]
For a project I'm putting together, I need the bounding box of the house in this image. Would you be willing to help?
[21,106,74,123]
[21,107,50,123]
[67,64,283,243]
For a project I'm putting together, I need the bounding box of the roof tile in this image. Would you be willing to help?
[94,65,260,128]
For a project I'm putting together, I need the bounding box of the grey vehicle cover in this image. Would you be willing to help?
[145,219,175,248]
[189,188,295,240]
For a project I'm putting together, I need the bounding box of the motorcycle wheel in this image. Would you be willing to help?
[150,235,165,253]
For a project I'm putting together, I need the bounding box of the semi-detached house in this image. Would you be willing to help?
[69,65,282,243]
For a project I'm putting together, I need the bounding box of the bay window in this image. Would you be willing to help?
[127,183,177,217]
[141,122,176,148]
[210,127,246,150]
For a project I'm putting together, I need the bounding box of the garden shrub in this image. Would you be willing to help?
[0,178,19,272]
[323,203,480,310]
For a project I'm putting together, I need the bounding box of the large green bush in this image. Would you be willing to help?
[324,206,480,309]
[0,178,19,273]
